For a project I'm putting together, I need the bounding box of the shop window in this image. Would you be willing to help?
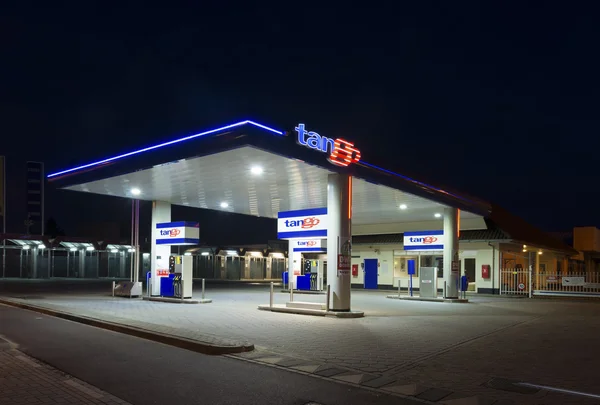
[420,255,433,267]
[420,255,443,277]
[394,257,419,277]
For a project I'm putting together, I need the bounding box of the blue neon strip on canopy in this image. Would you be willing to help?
[47,120,284,178]
[359,161,474,205]
[277,208,327,218]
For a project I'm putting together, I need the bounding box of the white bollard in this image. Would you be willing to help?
[326,285,331,312]
[112,281,115,297]
[270,281,274,308]
[202,278,206,300]
[443,281,447,299]
[528,268,533,299]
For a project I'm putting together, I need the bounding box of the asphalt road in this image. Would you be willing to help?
[0,305,419,405]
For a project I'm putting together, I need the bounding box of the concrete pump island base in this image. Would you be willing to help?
[46,119,574,318]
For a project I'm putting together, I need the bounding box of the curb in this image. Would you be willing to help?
[258,304,365,318]
[386,295,469,303]
[0,298,254,356]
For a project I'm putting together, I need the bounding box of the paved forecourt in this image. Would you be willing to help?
[2,286,600,404]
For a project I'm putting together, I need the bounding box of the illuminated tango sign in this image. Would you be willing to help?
[295,123,361,167]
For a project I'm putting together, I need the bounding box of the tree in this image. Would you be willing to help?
[45,217,65,237]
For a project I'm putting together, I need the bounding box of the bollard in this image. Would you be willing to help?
[181,280,184,302]
[270,281,274,308]
[443,281,447,299]
[397,279,401,298]
[112,281,115,297]
[290,281,294,302]
[202,278,206,300]
[528,268,533,299]
[326,285,331,312]
[148,280,151,297]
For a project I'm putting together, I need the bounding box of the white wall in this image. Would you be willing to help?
[350,246,397,287]
[350,242,501,292]
[464,243,501,293]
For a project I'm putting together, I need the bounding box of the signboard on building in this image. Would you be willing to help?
[403,230,445,251]
[155,221,199,245]
[295,123,361,167]
[338,254,351,272]
[562,276,585,287]
[277,208,327,239]
[337,236,352,275]
[451,260,460,274]
[292,239,326,252]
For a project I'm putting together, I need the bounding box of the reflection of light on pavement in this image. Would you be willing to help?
[517,383,600,400]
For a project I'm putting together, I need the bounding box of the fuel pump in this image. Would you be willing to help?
[314,260,324,291]
[160,255,193,299]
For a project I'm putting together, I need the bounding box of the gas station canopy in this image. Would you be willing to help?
[47,120,489,233]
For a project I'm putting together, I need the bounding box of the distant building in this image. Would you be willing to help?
[572,227,600,272]
[25,161,45,235]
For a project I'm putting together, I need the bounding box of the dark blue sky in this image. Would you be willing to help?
[2,2,599,242]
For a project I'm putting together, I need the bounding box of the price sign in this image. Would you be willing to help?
[337,254,351,273]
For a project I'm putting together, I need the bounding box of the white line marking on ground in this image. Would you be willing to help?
[517,382,600,399]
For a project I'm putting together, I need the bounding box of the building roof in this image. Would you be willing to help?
[0,233,131,251]
[352,210,577,255]
[352,225,509,246]
[487,204,577,254]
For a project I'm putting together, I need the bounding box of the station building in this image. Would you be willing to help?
[45,119,576,303]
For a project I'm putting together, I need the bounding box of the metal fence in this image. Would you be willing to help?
[0,246,145,280]
[534,273,600,297]
[500,268,530,295]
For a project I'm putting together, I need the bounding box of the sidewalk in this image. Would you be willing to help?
[0,338,130,404]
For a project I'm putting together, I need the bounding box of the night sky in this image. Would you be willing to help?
[2,3,599,243]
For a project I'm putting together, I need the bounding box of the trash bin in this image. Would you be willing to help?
[283,271,289,287]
